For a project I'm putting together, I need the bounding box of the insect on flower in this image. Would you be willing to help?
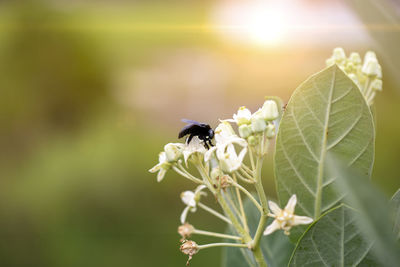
[179,119,214,149]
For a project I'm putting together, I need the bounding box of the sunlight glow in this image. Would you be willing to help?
[213,1,289,47]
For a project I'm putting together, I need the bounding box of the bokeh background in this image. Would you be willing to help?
[0,0,399,266]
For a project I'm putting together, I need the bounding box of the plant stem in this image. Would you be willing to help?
[172,166,203,184]
[193,229,242,241]
[216,192,251,243]
[252,245,268,267]
[198,242,248,250]
[233,174,249,232]
[230,179,263,213]
[252,156,269,255]
[197,202,232,225]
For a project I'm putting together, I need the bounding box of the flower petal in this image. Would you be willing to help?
[292,215,313,226]
[181,191,195,206]
[194,185,207,195]
[204,147,217,162]
[285,194,297,214]
[263,219,280,235]
[157,168,167,182]
[149,163,161,173]
[268,200,282,215]
[180,206,190,224]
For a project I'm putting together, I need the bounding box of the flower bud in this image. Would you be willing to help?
[233,106,252,126]
[362,58,382,77]
[326,57,335,66]
[238,124,252,138]
[266,123,276,139]
[260,100,279,121]
[180,240,199,265]
[247,135,258,146]
[364,51,377,63]
[164,143,183,162]
[178,223,194,240]
[332,47,346,62]
[349,52,361,65]
[251,113,267,133]
[371,79,382,92]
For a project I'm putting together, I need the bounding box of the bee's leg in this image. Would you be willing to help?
[187,134,194,144]
[208,140,214,147]
[204,142,209,150]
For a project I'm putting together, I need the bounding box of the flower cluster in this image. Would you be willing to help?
[326,47,382,105]
[149,99,313,265]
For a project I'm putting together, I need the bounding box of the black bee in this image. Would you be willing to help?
[178,119,214,149]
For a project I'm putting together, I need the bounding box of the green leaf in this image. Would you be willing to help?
[274,65,375,241]
[289,204,373,267]
[221,195,294,267]
[326,154,400,267]
[390,189,400,240]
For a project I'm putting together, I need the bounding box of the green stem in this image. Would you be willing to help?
[233,174,249,232]
[252,245,268,267]
[230,180,263,213]
[193,229,242,241]
[198,242,248,250]
[172,166,203,184]
[252,156,269,253]
[197,202,232,225]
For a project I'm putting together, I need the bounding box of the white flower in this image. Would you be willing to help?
[263,195,313,236]
[260,100,279,121]
[204,122,247,172]
[218,144,247,173]
[164,143,184,162]
[227,106,252,126]
[371,79,382,92]
[149,152,171,182]
[180,185,207,223]
[182,136,207,164]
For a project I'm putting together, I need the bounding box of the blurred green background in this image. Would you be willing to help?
[0,0,399,266]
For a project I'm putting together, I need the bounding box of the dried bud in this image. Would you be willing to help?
[178,223,194,241]
[180,240,199,265]
[217,175,231,190]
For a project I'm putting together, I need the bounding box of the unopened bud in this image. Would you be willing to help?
[239,124,252,138]
[349,52,361,65]
[251,115,267,133]
[371,79,382,92]
[362,58,382,77]
[261,100,279,121]
[266,123,276,139]
[178,223,194,240]
[180,240,199,265]
[247,135,258,146]
[332,47,346,62]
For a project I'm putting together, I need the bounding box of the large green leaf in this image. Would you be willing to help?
[274,65,375,240]
[289,204,373,266]
[221,195,294,267]
[327,154,400,267]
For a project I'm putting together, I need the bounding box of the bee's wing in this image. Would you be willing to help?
[181,119,204,126]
